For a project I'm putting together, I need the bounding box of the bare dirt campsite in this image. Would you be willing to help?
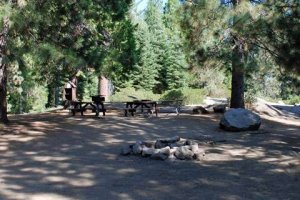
[1,109,299,200]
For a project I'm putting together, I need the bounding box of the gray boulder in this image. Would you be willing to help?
[220,108,261,131]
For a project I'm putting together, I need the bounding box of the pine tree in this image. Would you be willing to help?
[181,0,266,108]
[163,0,189,90]
[144,0,168,92]
[131,19,159,90]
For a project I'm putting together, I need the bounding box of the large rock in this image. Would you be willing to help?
[220,108,261,131]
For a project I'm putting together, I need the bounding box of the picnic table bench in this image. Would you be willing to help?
[124,100,158,117]
[70,96,106,116]
[156,100,183,115]
[124,99,183,117]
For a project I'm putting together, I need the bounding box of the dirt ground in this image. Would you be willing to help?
[0,110,299,200]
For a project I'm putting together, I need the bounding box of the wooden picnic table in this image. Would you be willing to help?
[124,100,158,117]
[71,100,106,116]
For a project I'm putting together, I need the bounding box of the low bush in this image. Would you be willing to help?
[108,87,160,102]
[109,87,206,105]
[161,88,207,105]
[284,95,300,105]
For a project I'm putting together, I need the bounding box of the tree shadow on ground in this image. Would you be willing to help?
[0,111,299,200]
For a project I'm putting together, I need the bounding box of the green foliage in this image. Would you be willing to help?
[128,0,189,92]
[8,83,48,114]
[77,72,98,101]
[102,15,138,89]
[130,19,159,90]
[108,87,160,102]
[258,0,300,74]
[109,87,206,105]
[163,0,189,90]
[161,88,207,105]
[284,95,300,105]
[190,66,230,98]
[3,0,132,115]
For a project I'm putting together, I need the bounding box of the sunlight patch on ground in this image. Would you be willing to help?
[117,168,138,175]
[261,114,300,126]
[102,153,118,160]
[20,167,53,175]
[30,193,77,200]
[43,176,95,187]
[199,178,227,187]
[112,193,134,200]
[227,147,266,159]
[32,156,70,162]
[89,141,106,147]
[0,142,9,151]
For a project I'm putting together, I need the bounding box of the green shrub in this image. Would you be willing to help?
[161,88,207,105]
[284,95,300,105]
[28,85,48,113]
[109,87,207,105]
[108,87,160,102]
[8,84,48,114]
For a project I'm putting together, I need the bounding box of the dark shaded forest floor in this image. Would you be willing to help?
[0,110,299,200]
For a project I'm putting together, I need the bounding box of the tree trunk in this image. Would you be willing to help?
[230,58,245,108]
[230,0,245,109]
[0,18,9,123]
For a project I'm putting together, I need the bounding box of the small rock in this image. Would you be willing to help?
[190,144,199,154]
[167,153,177,162]
[213,104,226,113]
[142,147,158,157]
[169,147,178,155]
[159,146,171,156]
[120,144,132,155]
[174,146,194,160]
[193,106,209,114]
[185,140,198,146]
[142,141,155,148]
[154,140,168,149]
[157,136,180,144]
[169,139,186,148]
[151,152,168,160]
[193,150,205,161]
[132,141,143,155]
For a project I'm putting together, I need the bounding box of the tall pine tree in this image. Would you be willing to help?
[164,0,189,90]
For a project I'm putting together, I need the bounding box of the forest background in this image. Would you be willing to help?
[1,0,299,117]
